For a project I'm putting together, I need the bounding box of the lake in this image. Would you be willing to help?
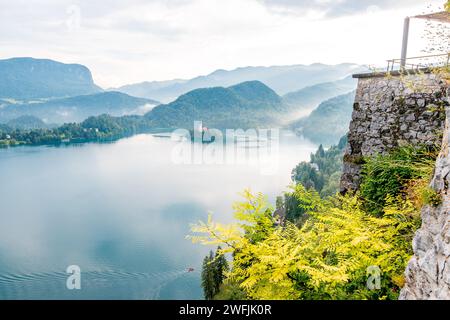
[0,130,316,299]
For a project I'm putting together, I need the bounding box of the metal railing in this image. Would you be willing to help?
[386,52,450,72]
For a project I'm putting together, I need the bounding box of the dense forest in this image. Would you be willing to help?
[291,136,347,196]
[0,114,154,147]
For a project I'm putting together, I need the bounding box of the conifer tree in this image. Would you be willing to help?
[201,247,229,299]
[201,251,215,300]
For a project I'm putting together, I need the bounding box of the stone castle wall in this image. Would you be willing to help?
[340,71,448,193]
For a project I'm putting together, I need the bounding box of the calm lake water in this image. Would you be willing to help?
[0,130,316,299]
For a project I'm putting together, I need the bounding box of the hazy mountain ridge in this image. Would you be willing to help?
[293,91,356,146]
[0,57,103,100]
[115,63,366,103]
[283,76,357,110]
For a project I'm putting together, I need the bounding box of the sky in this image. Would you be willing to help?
[0,0,447,88]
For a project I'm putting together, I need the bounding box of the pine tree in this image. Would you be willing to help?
[201,251,215,300]
[201,246,229,299]
[317,144,325,158]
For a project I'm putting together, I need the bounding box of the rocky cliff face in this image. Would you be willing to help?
[400,98,450,300]
[340,71,450,299]
[340,72,447,193]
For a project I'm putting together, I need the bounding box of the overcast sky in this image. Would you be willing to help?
[0,0,446,88]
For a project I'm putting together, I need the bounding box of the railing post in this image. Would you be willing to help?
[400,17,410,71]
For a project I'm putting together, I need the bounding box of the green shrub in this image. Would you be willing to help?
[421,187,442,207]
[360,145,438,216]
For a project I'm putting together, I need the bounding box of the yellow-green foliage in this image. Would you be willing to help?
[190,187,420,300]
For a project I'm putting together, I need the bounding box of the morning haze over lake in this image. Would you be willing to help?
[0,0,449,306]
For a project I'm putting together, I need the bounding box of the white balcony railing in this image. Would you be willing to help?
[386,52,450,72]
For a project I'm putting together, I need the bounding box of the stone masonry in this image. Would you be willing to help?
[340,71,448,193]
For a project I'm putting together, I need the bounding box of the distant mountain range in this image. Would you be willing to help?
[114,63,366,103]
[145,81,286,129]
[0,57,102,100]
[293,91,356,146]
[283,76,357,112]
[0,57,362,143]
[0,91,159,124]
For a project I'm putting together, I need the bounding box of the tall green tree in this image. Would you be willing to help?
[201,251,215,300]
[201,246,229,300]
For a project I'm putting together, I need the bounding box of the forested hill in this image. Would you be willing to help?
[293,91,355,146]
[6,115,51,130]
[145,81,287,129]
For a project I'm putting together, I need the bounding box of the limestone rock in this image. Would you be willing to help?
[400,109,450,300]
